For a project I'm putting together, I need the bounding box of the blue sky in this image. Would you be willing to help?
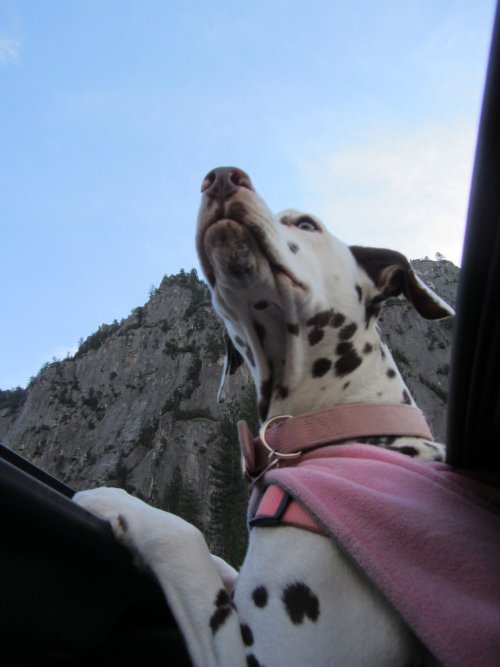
[0,0,496,390]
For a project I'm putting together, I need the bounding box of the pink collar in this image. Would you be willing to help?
[238,403,433,479]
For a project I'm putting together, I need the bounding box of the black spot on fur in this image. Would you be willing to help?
[334,342,362,377]
[342,381,350,390]
[390,445,419,458]
[240,624,254,646]
[287,322,300,336]
[308,328,324,346]
[402,389,412,405]
[227,201,248,220]
[253,301,269,310]
[210,606,232,634]
[312,358,332,377]
[306,310,333,328]
[361,436,396,446]
[387,368,396,378]
[277,386,289,399]
[339,322,357,341]
[288,242,299,253]
[246,655,262,667]
[210,589,234,634]
[365,300,382,325]
[216,589,232,607]
[363,342,373,354]
[252,586,268,608]
[331,312,345,328]
[360,436,384,445]
[355,284,363,302]
[254,321,266,343]
[282,583,320,624]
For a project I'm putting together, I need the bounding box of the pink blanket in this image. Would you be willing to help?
[260,444,500,667]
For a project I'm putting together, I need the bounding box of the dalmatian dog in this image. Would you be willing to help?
[75,167,454,667]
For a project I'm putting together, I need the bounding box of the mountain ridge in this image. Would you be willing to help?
[0,259,459,563]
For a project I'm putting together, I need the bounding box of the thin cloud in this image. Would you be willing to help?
[297,121,477,265]
[0,34,21,63]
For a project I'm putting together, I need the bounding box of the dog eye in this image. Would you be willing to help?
[295,218,318,232]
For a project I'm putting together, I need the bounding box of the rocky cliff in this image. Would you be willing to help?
[0,259,459,564]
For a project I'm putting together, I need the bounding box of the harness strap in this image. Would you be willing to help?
[250,484,322,534]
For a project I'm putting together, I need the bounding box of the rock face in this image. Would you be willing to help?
[0,260,459,564]
[377,259,458,441]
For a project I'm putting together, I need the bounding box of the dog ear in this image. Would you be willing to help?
[217,331,244,403]
[350,246,455,319]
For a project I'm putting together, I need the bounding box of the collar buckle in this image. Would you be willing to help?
[259,415,301,460]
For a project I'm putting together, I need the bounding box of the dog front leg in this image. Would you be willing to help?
[74,488,246,667]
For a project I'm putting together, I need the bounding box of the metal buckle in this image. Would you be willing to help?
[258,415,301,460]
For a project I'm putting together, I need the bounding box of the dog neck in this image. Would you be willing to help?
[236,304,414,422]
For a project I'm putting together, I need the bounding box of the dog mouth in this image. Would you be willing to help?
[199,217,306,292]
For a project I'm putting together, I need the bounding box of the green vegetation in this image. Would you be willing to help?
[207,416,249,567]
[82,388,107,420]
[204,331,225,362]
[114,454,129,488]
[184,351,202,396]
[184,282,211,321]
[162,346,203,412]
[56,386,77,408]
[160,383,258,567]
[163,465,203,531]
[172,408,214,421]
[419,374,448,402]
[137,419,159,448]
[425,323,447,351]
[163,341,195,357]
[392,347,410,366]
[75,320,121,357]
[0,387,27,413]
[207,386,258,567]
[82,388,101,411]
[126,306,145,331]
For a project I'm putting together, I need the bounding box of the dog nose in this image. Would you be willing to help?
[201,167,254,199]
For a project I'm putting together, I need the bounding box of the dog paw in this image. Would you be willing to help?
[73,486,205,565]
[73,487,141,540]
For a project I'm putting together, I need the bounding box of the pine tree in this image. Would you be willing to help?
[207,386,258,567]
[163,465,203,531]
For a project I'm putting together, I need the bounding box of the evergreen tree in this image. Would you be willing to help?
[163,465,203,531]
[207,385,258,567]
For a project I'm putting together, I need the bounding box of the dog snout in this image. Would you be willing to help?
[200,167,254,201]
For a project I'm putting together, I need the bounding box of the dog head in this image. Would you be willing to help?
[197,167,454,418]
